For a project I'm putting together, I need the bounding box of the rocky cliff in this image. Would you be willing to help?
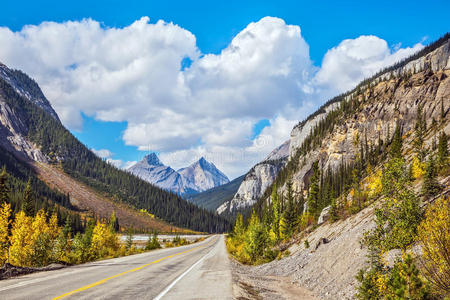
[217,140,290,215]
[284,37,449,197]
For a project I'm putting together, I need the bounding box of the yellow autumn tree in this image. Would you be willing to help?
[366,169,382,199]
[9,211,33,266]
[48,212,60,241]
[279,216,288,241]
[30,210,55,266]
[0,202,11,265]
[90,221,120,259]
[411,156,426,179]
[418,197,450,297]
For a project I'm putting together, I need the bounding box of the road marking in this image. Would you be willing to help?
[52,237,216,299]
[154,240,216,300]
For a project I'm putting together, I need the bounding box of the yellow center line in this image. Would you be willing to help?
[53,238,216,299]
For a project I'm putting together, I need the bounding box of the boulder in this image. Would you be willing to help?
[318,205,331,225]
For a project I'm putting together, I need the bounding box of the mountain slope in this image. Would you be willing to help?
[0,63,231,233]
[0,63,59,121]
[187,174,245,211]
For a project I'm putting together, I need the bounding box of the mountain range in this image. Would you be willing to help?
[127,153,229,196]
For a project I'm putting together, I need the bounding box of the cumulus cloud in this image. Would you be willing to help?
[0,17,423,178]
[0,17,198,129]
[314,35,424,98]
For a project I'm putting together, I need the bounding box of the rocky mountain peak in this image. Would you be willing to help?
[128,155,229,195]
[143,153,163,166]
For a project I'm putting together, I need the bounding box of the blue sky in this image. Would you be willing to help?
[0,0,448,178]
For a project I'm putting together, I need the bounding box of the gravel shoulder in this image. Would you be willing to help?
[231,259,319,300]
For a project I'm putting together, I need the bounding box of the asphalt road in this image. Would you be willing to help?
[0,235,233,300]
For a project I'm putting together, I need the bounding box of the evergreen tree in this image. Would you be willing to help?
[386,254,430,299]
[125,228,133,251]
[414,104,427,160]
[437,131,448,171]
[270,180,280,242]
[233,213,245,239]
[109,211,119,233]
[422,156,441,198]
[283,180,297,238]
[441,99,445,123]
[307,161,320,215]
[390,124,403,159]
[22,180,35,217]
[329,197,339,222]
[63,215,72,237]
[244,210,267,263]
[0,166,10,205]
[145,232,161,250]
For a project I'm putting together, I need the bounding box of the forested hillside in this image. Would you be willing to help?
[227,33,449,299]
[0,66,231,233]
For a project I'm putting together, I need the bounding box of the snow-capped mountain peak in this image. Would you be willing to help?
[143,153,163,166]
[128,154,229,195]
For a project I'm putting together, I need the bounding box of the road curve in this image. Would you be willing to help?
[0,235,233,300]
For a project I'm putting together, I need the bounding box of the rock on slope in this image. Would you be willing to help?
[128,154,229,196]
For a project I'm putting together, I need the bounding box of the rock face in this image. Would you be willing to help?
[217,140,290,215]
[0,63,54,163]
[285,41,450,197]
[128,154,229,196]
[0,63,60,121]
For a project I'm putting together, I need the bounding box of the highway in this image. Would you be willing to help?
[0,235,233,299]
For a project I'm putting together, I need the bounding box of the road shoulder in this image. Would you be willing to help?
[230,259,319,300]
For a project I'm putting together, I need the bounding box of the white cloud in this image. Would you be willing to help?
[92,148,135,170]
[106,158,123,168]
[0,18,424,178]
[91,148,113,159]
[123,161,137,169]
[313,35,424,98]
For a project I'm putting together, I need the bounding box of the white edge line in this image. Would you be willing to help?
[153,239,216,300]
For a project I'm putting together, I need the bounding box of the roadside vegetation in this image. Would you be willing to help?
[0,169,205,271]
[226,73,449,298]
